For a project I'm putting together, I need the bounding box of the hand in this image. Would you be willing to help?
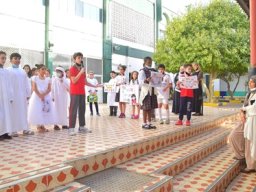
[27,97,30,100]
[80,68,85,74]
[163,87,168,92]
[96,84,103,87]
[52,99,55,102]
[146,77,151,82]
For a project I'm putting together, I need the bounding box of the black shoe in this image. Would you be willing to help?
[3,133,12,139]
[90,113,93,116]
[62,126,69,129]
[0,135,4,141]
[241,168,256,173]
[148,124,157,129]
[192,113,200,116]
[54,125,61,131]
[113,113,117,116]
[97,113,101,116]
[142,124,150,129]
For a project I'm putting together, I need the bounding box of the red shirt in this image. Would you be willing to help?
[180,88,194,98]
[70,65,86,95]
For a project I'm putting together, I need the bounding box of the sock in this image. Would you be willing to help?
[158,108,162,120]
[166,109,170,120]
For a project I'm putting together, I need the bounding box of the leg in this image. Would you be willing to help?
[179,97,185,121]
[245,139,256,170]
[186,98,192,121]
[158,103,163,120]
[136,105,140,117]
[109,106,113,116]
[164,102,170,124]
[123,103,126,114]
[143,110,147,124]
[113,106,117,116]
[69,95,79,128]
[78,95,86,127]
[147,109,152,123]
[95,102,99,115]
[89,102,93,115]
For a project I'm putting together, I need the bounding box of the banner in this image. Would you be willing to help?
[104,83,116,93]
[120,85,139,104]
[179,75,198,89]
[150,71,164,87]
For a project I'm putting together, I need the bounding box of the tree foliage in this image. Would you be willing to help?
[154,0,249,100]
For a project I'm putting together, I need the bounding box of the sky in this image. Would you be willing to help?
[162,0,211,15]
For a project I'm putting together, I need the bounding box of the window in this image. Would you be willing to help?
[75,0,84,17]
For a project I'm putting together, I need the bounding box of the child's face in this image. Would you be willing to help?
[39,67,46,76]
[89,73,94,79]
[24,66,30,74]
[158,67,165,74]
[249,79,256,89]
[192,63,198,70]
[119,68,125,74]
[180,66,184,72]
[0,54,6,65]
[66,70,70,78]
[145,60,152,67]
[110,72,115,78]
[74,56,83,65]
[11,57,21,65]
[185,66,192,74]
[56,70,64,78]
[132,72,138,79]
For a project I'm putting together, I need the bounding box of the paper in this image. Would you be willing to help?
[120,85,140,104]
[104,83,117,93]
[179,75,198,89]
[150,71,164,87]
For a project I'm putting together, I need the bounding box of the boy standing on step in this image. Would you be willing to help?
[175,64,194,126]
[69,52,100,135]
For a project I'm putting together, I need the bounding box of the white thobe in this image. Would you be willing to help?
[8,67,30,132]
[0,68,13,135]
[243,92,256,160]
[52,77,69,125]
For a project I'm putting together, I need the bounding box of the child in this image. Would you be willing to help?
[69,52,99,135]
[175,64,194,126]
[115,65,128,118]
[157,64,172,124]
[172,65,184,114]
[87,71,100,116]
[0,51,13,140]
[138,57,158,129]
[130,71,140,119]
[107,71,118,116]
[28,64,55,132]
[52,66,70,130]
[8,53,34,136]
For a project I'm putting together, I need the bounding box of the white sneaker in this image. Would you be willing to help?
[79,126,92,133]
[23,130,35,135]
[165,119,170,124]
[159,119,164,124]
[12,132,19,137]
[69,128,77,136]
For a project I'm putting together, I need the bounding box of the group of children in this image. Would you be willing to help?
[0,51,200,140]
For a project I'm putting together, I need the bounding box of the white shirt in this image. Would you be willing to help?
[157,73,172,98]
[87,78,98,94]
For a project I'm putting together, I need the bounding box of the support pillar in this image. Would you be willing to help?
[102,0,112,103]
[249,0,256,76]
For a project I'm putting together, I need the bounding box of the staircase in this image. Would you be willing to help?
[51,114,256,192]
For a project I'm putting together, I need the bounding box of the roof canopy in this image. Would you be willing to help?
[236,0,249,16]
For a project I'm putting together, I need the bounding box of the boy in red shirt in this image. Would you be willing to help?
[69,52,99,135]
[175,64,194,126]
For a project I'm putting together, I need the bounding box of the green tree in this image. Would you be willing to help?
[154,0,249,101]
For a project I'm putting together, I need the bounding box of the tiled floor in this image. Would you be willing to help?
[226,172,256,192]
[0,105,237,187]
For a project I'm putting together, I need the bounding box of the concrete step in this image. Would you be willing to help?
[52,182,91,192]
[117,126,232,176]
[77,168,172,192]
[173,146,241,192]
[226,172,256,192]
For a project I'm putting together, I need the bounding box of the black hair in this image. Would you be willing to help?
[183,64,192,68]
[118,64,127,71]
[73,52,83,60]
[158,64,165,69]
[35,64,45,69]
[65,69,70,73]
[0,51,6,56]
[110,71,116,74]
[23,65,32,78]
[10,53,21,60]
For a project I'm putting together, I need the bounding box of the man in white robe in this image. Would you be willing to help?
[52,66,69,130]
[8,53,34,136]
[0,51,13,140]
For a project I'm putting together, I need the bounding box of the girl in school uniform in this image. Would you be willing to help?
[130,71,140,119]
[28,64,55,133]
[115,65,128,118]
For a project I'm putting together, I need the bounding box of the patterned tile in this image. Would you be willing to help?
[226,172,256,192]
[173,146,240,192]
[51,182,91,192]
[117,125,234,175]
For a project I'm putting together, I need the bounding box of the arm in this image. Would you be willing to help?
[32,80,44,100]
[138,70,149,85]
[42,82,51,97]
[70,68,85,84]
[85,78,99,87]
